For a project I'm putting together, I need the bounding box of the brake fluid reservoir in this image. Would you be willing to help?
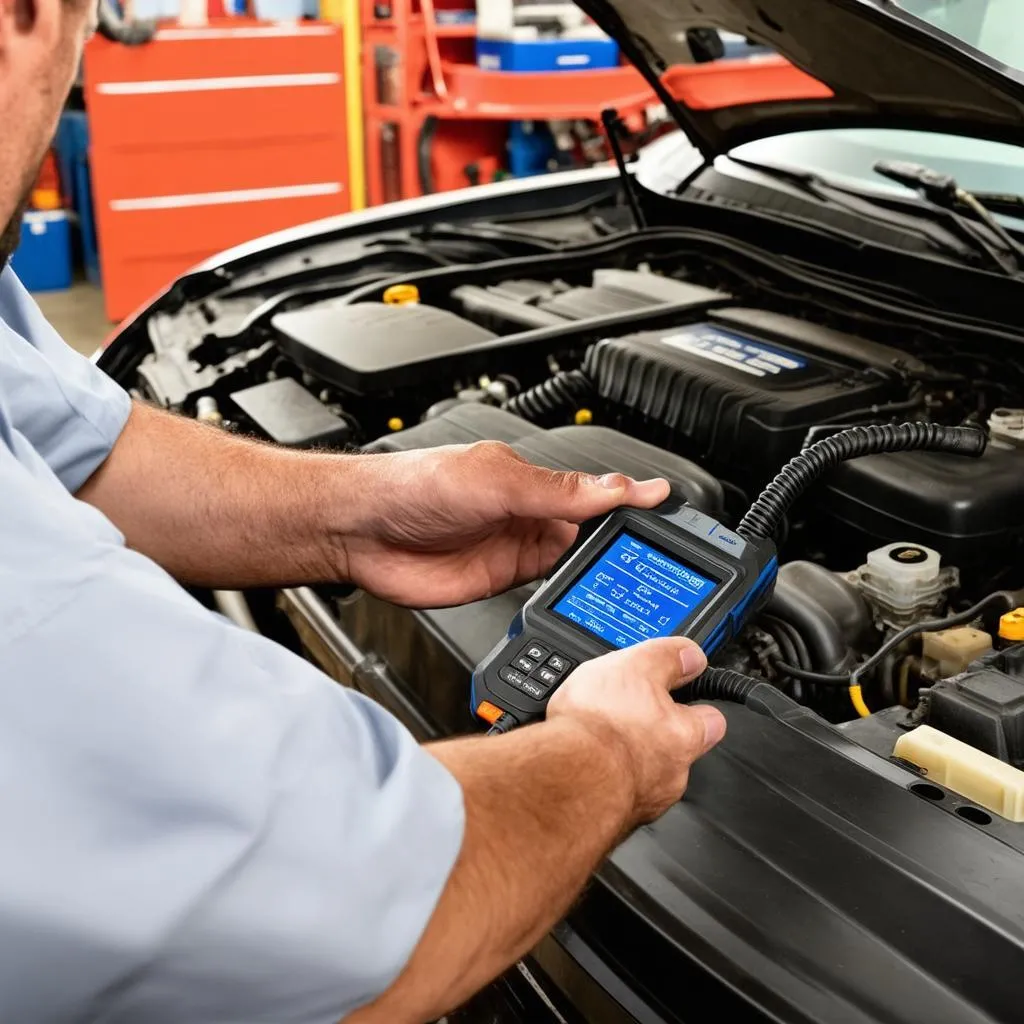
[847,542,958,630]
[988,408,1024,448]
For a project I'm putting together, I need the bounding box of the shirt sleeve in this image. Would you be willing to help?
[0,453,465,1024]
[0,266,131,491]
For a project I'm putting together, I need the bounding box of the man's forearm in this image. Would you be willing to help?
[78,401,367,587]
[346,719,636,1024]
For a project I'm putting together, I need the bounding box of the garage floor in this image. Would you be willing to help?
[36,281,113,357]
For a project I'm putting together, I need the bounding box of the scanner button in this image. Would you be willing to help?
[500,666,528,689]
[523,643,550,663]
[533,667,560,687]
[504,671,547,701]
[546,653,571,674]
[513,655,537,674]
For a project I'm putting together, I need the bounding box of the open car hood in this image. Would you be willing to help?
[575,0,1024,158]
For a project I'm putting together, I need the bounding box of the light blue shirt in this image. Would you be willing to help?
[0,267,464,1022]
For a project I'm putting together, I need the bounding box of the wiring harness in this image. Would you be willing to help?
[736,423,987,541]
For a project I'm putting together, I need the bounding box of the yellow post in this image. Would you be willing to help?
[323,0,367,211]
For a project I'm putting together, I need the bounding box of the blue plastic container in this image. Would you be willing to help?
[11,210,73,293]
[507,121,556,178]
[476,37,619,72]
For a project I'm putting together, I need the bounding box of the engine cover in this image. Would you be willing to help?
[584,306,924,493]
[270,301,497,395]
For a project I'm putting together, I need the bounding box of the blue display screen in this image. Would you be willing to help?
[551,532,719,650]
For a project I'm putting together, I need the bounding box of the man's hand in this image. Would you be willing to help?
[547,637,726,825]
[78,404,665,596]
[347,637,725,1024]
[336,441,670,608]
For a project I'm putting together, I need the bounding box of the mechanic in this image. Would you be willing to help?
[0,0,727,1020]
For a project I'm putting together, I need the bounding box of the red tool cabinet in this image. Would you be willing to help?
[84,20,351,321]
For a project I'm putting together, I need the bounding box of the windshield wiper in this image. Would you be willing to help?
[874,160,1024,276]
[725,155,982,265]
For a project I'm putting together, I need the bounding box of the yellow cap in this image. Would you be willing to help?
[387,417,404,432]
[31,188,61,211]
[574,408,593,426]
[382,284,420,306]
[1000,608,1024,642]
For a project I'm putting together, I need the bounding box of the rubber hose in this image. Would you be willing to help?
[737,423,986,541]
[502,369,594,424]
[688,667,759,704]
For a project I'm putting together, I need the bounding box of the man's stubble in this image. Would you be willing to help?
[0,189,32,265]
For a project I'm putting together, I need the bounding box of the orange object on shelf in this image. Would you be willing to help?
[31,149,64,211]
[84,19,350,322]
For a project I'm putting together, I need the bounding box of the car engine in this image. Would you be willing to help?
[129,223,1024,818]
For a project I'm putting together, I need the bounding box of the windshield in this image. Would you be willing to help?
[899,0,1023,69]
[724,1,1024,200]
[728,129,1024,200]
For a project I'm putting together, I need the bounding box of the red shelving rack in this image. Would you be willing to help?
[361,0,659,204]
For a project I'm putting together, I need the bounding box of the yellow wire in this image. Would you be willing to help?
[849,684,872,719]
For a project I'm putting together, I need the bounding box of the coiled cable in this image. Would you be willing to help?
[737,423,987,541]
[687,667,760,704]
[502,369,594,424]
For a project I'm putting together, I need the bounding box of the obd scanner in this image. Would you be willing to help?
[472,502,777,729]
[472,424,988,731]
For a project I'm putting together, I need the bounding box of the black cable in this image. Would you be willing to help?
[487,667,769,734]
[486,713,517,736]
[798,398,928,448]
[502,370,594,424]
[736,423,987,542]
[763,615,813,672]
[773,589,1018,688]
[772,660,851,686]
[688,668,759,704]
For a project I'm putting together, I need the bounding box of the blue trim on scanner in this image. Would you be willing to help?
[703,619,731,657]
[731,557,779,629]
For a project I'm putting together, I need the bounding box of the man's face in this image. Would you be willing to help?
[0,0,97,262]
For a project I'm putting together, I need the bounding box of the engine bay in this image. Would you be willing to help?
[128,222,1024,826]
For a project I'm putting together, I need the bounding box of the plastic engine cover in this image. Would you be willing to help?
[584,306,921,492]
[270,301,497,395]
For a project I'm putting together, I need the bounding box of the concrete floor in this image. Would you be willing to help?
[35,281,113,357]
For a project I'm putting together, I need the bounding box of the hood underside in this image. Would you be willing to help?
[575,0,1024,157]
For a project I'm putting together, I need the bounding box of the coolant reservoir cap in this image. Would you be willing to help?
[999,608,1024,642]
[382,284,420,306]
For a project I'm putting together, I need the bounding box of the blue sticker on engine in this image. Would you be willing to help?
[660,324,807,378]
